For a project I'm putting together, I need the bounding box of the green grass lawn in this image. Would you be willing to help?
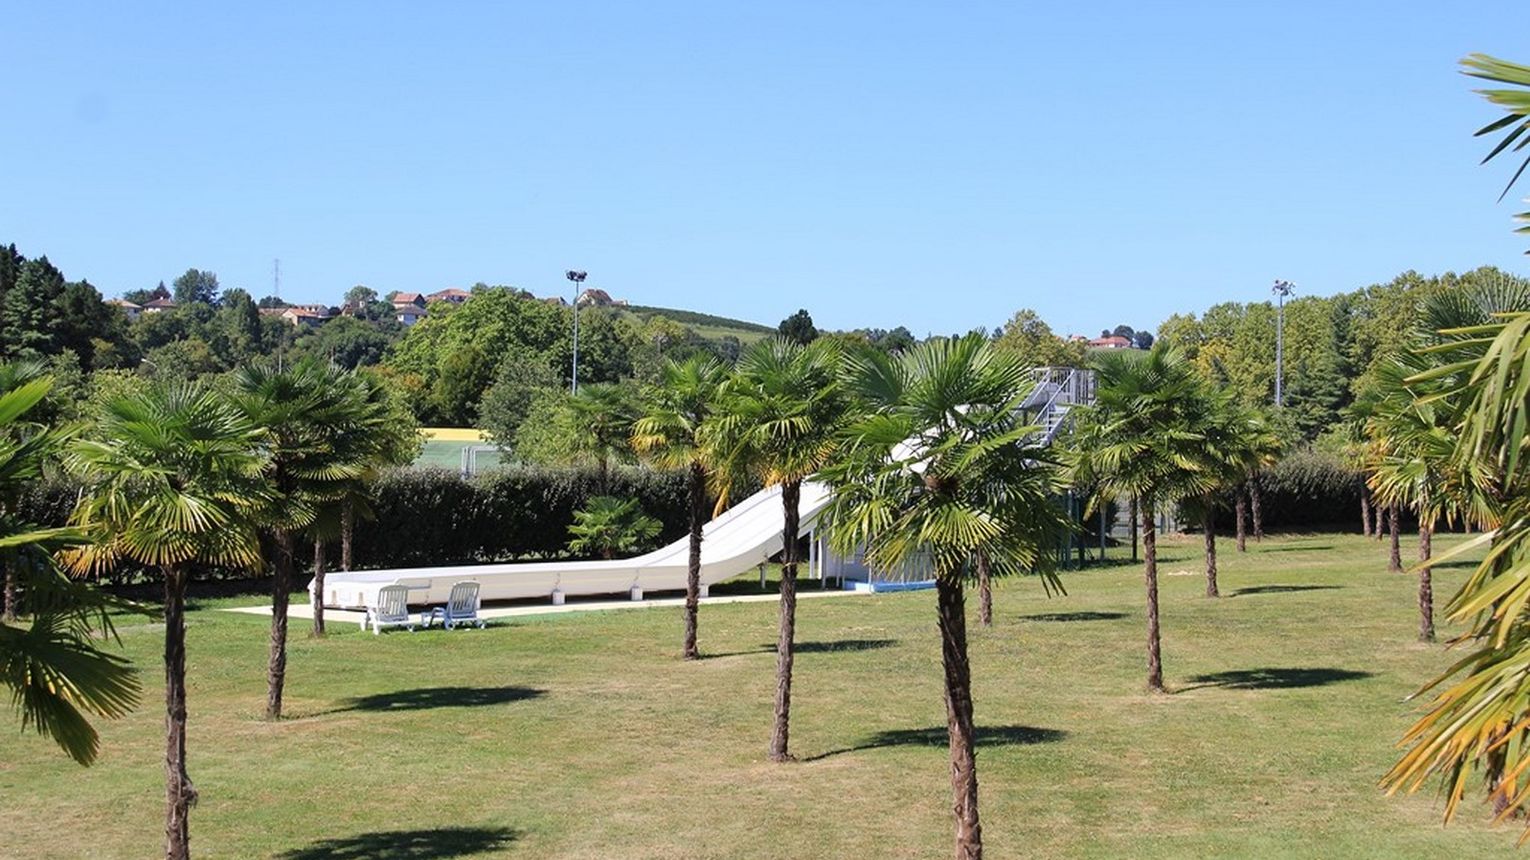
[4,533,1518,858]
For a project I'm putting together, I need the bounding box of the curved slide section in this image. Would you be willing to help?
[311,481,834,609]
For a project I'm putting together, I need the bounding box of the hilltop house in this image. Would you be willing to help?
[281,305,335,327]
[141,297,177,315]
[427,288,471,305]
[108,299,142,321]
[1088,335,1133,349]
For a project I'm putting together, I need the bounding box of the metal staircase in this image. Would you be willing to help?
[1025,366,1095,445]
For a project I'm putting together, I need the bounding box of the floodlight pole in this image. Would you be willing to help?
[566,270,587,393]
[1272,279,1296,408]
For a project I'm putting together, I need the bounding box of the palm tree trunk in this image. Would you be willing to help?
[1249,477,1264,542]
[1129,495,1138,562]
[1202,494,1219,598]
[311,538,326,636]
[163,564,196,860]
[267,529,293,720]
[977,551,992,627]
[2,561,16,622]
[1234,490,1247,553]
[936,573,983,859]
[1375,502,1387,540]
[1489,733,1512,816]
[1388,502,1402,573]
[1142,499,1164,693]
[340,498,354,571]
[769,480,801,762]
[683,461,705,660]
[1418,518,1434,643]
[1359,483,1373,537]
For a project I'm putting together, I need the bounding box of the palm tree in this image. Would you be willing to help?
[566,496,662,559]
[1235,410,1283,552]
[1369,280,1530,641]
[709,337,847,762]
[631,355,728,659]
[66,383,265,860]
[333,375,420,575]
[568,383,638,489]
[306,373,415,635]
[0,369,140,766]
[231,359,376,719]
[1367,359,1462,642]
[1331,405,1377,539]
[0,359,47,622]
[1071,343,1217,692]
[1383,57,1530,830]
[821,334,1067,860]
[1462,54,1530,245]
[1381,310,1530,825]
[1194,396,1273,598]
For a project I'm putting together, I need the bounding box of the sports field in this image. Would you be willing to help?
[416,428,504,471]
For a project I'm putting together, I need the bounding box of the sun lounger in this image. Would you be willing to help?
[364,583,417,634]
[424,581,485,630]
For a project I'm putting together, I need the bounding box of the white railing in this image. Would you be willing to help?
[1028,366,1095,446]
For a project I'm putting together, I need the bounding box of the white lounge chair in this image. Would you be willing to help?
[364,583,417,635]
[425,581,485,630]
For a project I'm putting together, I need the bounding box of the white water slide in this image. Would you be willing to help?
[310,481,839,610]
[311,367,1096,611]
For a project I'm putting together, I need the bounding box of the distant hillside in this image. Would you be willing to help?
[623,304,775,342]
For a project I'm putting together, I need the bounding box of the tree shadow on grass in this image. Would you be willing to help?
[703,638,898,659]
[805,724,1067,762]
[1250,544,1335,553]
[792,638,898,654]
[331,686,546,714]
[1016,611,1127,623]
[1182,667,1374,692]
[276,826,520,859]
[1231,585,1343,596]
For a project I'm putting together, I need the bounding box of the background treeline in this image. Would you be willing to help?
[6,236,1525,532]
[1156,267,1528,441]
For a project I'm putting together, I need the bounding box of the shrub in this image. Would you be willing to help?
[1217,448,1366,532]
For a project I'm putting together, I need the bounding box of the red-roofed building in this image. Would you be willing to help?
[1088,335,1133,349]
[428,288,471,304]
[281,306,335,327]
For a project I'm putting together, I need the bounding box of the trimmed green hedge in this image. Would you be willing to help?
[1228,449,1368,532]
[18,465,718,582]
[352,465,700,567]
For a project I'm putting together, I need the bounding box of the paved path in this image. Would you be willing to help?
[221,586,868,625]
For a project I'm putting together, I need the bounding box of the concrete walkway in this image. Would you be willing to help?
[222,586,868,625]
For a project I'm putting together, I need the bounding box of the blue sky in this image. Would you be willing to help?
[3,2,1527,337]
